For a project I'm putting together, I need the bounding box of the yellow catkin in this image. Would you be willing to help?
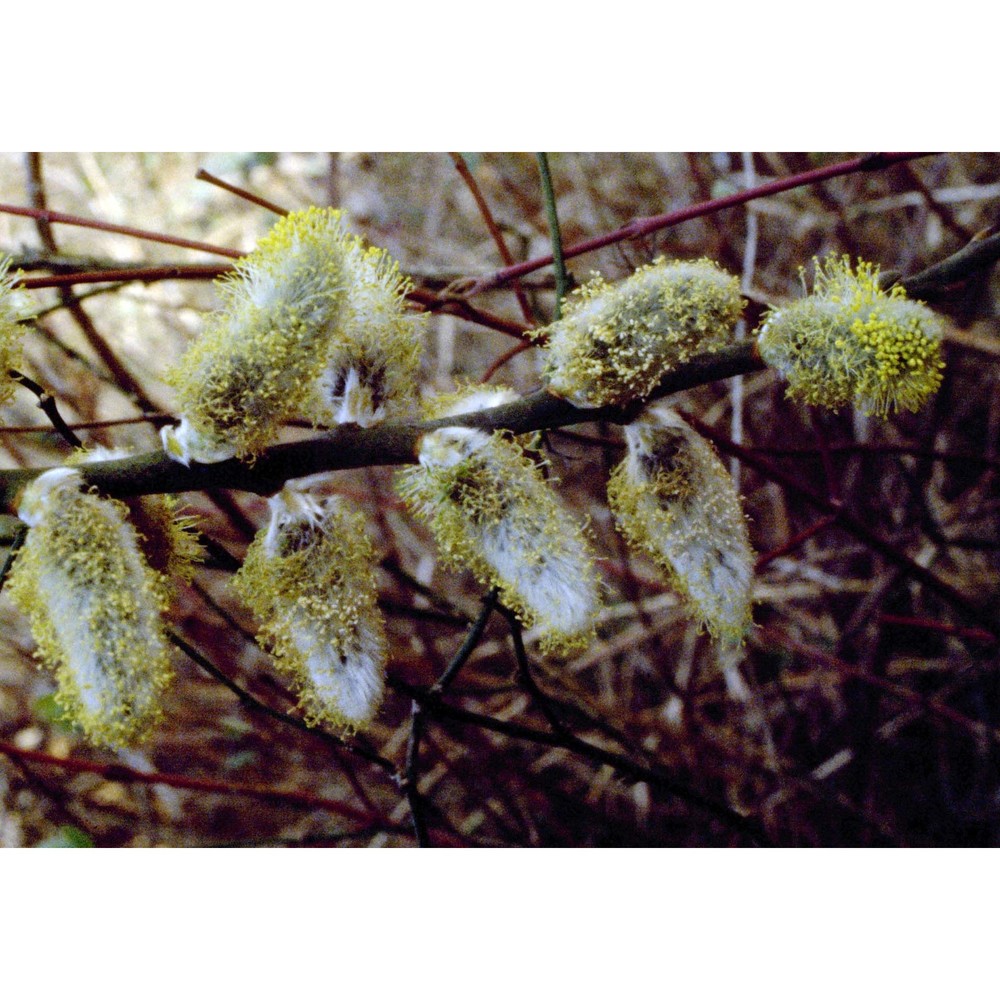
[163,207,351,464]
[539,257,744,408]
[0,256,26,407]
[232,486,386,732]
[607,405,754,641]
[7,469,174,748]
[68,447,205,583]
[757,255,945,415]
[308,242,425,427]
[397,386,601,654]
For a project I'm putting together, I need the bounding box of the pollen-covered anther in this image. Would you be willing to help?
[397,387,602,654]
[756,254,945,416]
[67,446,206,582]
[538,257,744,409]
[607,405,755,641]
[162,207,352,464]
[232,485,387,731]
[0,255,27,408]
[7,468,174,748]
[308,243,425,428]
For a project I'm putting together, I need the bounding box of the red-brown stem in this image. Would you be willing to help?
[0,738,395,827]
[0,201,244,258]
[878,614,996,644]
[195,168,290,216]
[449,153,535,326]
[755,514,840,570]
[0,414,168,434]
[465,153,934,295]
[18,264,232,289]
[480,339,535,383]
[406,286,530,339]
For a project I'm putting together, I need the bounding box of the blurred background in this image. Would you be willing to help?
[0,152,998,846]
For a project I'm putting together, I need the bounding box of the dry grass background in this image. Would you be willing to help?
[0,151,998,847]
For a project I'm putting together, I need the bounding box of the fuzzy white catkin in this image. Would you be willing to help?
[232,485,387,730]
[540,257,744,408]
[607,405,754,641]
[8,468,173,748]
[397,387,602,653]
[162,207,350,464]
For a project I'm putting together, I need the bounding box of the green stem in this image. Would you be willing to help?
[536,153,568,318]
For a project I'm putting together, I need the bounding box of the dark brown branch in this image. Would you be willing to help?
[8,369,83,447]
[0,342,765,511]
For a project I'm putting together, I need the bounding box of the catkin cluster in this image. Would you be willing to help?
[3,207,954,752]
[163,207,425,464]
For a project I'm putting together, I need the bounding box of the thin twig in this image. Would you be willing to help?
[8,369,83,447]
[195,168,290,216]
[449,153,535,325]
[402,702,429,847]
[536,153,568,317]
[465,153,933,296]
[0,200,243,258]
[0,738,394,826]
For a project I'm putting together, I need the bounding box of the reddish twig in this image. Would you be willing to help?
[0,201,244,258]
[878,614,997,645]
[755,514,840,570]
[449,153,535,325]
[17,264,232,289]
[195,168,291,216]
[0,738,397,827]
[463,153,934,296]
